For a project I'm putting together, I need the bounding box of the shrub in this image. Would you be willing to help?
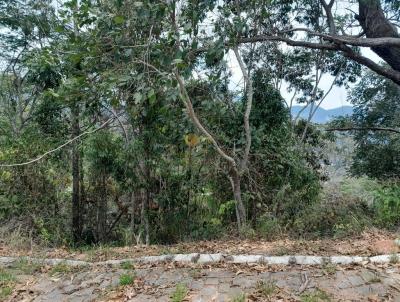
[256,215,281,240]
[372,182,400,228]
[293,182,373,238]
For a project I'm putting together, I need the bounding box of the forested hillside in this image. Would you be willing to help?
[291,105,353,123]
[0,0,399,250]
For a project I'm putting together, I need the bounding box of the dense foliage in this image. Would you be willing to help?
[1,0,400,247]
[349,70,400,179]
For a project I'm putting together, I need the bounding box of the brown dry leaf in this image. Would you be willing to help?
[236,270,244,276]
[367,294,380,301]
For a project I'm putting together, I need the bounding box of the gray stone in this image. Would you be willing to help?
[265,256,291,265]
[370,255,391,263]
[197,254,223,263]
[229,255,264,263]
[204,278,219,285]
[199,285,218,297]
[347,275,365,287]
[174,253,199,263]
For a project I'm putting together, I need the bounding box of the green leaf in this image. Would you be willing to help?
[148,89,156,104]
[113,16,125,25]
[172,59,183,65]
[134,92,142,104]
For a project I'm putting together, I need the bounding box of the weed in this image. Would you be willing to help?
[239,225,256,239]
[0,270,15,284]
[256,279,276,298]
[231,292,246,302]
[0,269,15,299]
[160,247,173,255]
[367,274,381,283]
[170,283,188,302]
[322,263,336,275]
[14,258,42,274]
[0,286,13,299]
[256,215,281,240]
[119,273,136,286]
[83,244,115,262]
[49,262,71,276]
[390,254,399,264]
[120,261,134,270]
[273,246,290,256]
[189,268,202,279]
[301,289,331,302]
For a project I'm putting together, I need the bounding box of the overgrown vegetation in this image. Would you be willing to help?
[0,0,399,248]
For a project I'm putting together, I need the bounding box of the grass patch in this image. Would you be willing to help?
[49,262,71,276]
[390,253,399,264]
[13,258,43,274]
[0,286,13,299]
[188,268,202,279]
[322,263,336,275]
[367,274,381,283]
[0,269,15,300]
[301,289,331,302]
[119,273,136,286]
[120,261,134,270]
[82,244,116,262]
[170,283,188,302]
[231,292,246,302]
[256,279,276,299]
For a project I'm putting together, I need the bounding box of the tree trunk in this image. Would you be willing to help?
[79,150,85,233]
[358,0,400,72]
[140,188,150,245]
[97,171,107,242]
[71,104,81,243]
[130,191,137,243]
[230,170,246,229]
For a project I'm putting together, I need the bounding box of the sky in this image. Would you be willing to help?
[228,48,382,110]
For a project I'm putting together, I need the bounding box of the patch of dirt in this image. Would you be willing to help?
[0,229,397,262]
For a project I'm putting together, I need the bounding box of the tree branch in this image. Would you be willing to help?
[238,35,400,85]
[320,0,337,35]
[174,70,237,168]
[277,28,400,47]
[0,114,121,167]
[233,46,253,173]
[326,127,400,134]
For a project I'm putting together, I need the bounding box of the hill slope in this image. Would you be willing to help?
[291,105,353,124]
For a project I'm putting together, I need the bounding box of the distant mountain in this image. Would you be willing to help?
[291,105,353,124]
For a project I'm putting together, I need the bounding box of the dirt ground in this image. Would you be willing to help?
[0,229,397,263]
[1,229,400,301]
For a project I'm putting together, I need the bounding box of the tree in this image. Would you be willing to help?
[204,0,400,86]
[348,69,400,179]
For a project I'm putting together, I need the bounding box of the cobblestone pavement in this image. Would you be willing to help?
[6,263,400,301]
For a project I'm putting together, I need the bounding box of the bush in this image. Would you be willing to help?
[293,181,373,238]
[373,182,400,228]
[256,215,282,240]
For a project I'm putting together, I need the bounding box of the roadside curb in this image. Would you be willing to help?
[1,253,399,267]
